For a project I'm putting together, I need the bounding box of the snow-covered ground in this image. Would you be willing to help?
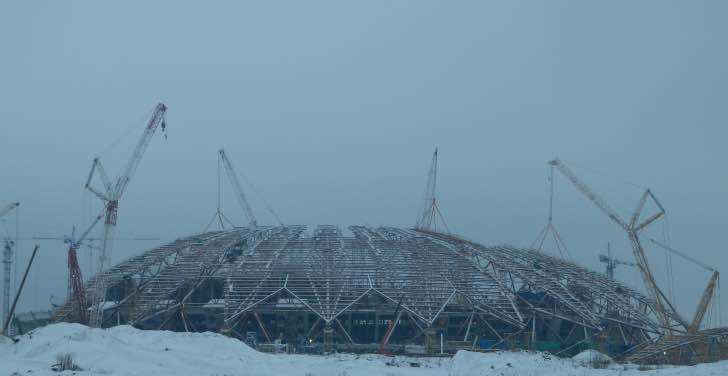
[1,324,727,376]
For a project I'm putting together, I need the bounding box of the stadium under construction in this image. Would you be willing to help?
[50,223,727,363]
[29,104,725,364]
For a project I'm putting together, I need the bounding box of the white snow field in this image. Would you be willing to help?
[1,323,727,376]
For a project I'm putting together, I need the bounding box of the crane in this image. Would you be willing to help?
[1,202,19,329]
[63,215,102,324]
[549,158,686,333]
[415,148,449,233]
[0,203,19,218]
[218,149,257,228]
[649,238,720,334]
[25,230,157,324]
[598,243,636,279]
[533,164,570,259]
[85,103,167,327]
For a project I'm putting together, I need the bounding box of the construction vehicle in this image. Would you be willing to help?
[1,202,19,329]
[85,103,167,327]
[549,158,687,333]
[649,238,720,334]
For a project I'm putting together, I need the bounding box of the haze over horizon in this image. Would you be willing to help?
[1,1,727,327]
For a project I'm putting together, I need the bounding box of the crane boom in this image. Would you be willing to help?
[648,238,720,333]
[86,103,167,327]
[549,158,684,332]
[690,271,719,333]
[218,149,257,228]
[0,203,19,219]
[115,103,167,198]
[548,159,629,231]
[649,238,715,272]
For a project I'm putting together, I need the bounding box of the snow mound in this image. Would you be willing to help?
[572,349,613,366]
[451,350,575,376]
[2,323,728,376]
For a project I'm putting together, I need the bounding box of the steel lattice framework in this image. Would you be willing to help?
[54,225,676,353]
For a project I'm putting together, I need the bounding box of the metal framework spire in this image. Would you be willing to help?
[205,151,235,232]
[416,148,449,233]
[532,165,570,259]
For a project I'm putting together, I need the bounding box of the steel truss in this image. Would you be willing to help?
[54,225,671,352]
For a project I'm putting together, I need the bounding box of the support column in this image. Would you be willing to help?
[323,324,334,353]
[425,327,437,355]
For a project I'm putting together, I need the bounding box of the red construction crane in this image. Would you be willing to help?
[85,103,167,327]
[65,215,102,324]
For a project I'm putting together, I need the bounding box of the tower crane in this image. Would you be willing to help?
[416,148,449,233]
[85,103,167,327]
[549,158,687,333]
[218,149,257,228]
[649,238,720,334]
[598,243,636,279]
[1,202,19,329]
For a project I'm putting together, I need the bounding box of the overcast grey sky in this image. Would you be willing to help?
[1,1,727,326]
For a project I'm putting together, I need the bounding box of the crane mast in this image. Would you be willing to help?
[1,202,19,330]
[66,215,102,324]
[649,238,720,333]
[549,158,685,333]
[85,103,167,327]
[218,149,257,228]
